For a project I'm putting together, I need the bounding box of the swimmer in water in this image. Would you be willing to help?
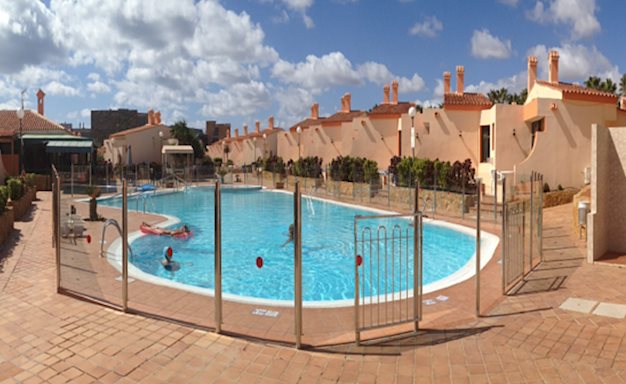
[282,224,295,247]
[143,222,190,236]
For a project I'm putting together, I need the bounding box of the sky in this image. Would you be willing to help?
[0,0,624,132]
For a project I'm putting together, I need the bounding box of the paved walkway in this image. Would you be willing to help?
[2,193,626,383]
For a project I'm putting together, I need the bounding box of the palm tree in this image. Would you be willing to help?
[620,74,626,96]
[585,76,602,90]
[601,78,617,94]
[487,88,510,104]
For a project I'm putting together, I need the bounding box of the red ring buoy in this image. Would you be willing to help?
[167,247,173,257]
[86,234,91,244]
[356,255,363,267]
[256,257,263,269]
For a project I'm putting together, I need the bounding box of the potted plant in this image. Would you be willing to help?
[86,185,102,221]
[217,167,228,183]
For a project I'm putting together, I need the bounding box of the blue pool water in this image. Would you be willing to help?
[100,187,476,302]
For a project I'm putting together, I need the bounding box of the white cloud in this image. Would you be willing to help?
[274,87,314,125]
[470,29,512,59]
[527,44,620,82]
[465,71,527,94]
[201,81,271,118]
[409,16,443,38]
[87,80,111,94]
[45,80,80,96]
[273,52,425,94]
[0,0,65,73]
[272,52,361,92]
[280,0,315,28]
[526,0,600,40]
[81,108,91,118]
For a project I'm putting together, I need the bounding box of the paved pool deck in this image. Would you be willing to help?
[2,192,626,383]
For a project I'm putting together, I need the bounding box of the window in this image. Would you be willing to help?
[480,125,490,163]
[530,118,544,149]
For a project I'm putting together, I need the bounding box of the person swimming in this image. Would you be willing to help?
[143,222,190,236]
[282,224,295,247]
[161,246,180,271]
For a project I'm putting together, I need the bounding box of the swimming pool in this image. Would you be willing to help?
[101,187,498,306]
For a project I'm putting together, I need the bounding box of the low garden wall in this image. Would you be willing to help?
[0,208,14,245]
[11,187,35,221]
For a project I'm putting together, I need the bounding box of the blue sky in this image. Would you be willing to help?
[0,0,623,132]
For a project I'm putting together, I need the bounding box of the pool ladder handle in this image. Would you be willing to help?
[100,218,133,259]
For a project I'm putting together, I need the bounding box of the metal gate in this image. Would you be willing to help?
[354,212,422,344]
[502,172,543,294]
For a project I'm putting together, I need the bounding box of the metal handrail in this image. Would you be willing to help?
[100,218,133,258]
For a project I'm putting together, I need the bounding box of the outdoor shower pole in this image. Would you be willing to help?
[122,180,128,312]
[476,178,481,316]
[530,172,534,270]
[414,183,420,327]
[294,182,303,348]
[55,179,61,293]
[214,181,222,333]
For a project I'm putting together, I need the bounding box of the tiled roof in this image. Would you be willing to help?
[110,123,169,138]
[289,118,323,132]
[443,93,492,107]
[322,111,366,125]
[536,80,619,98]
[0,110,71,136]
[368,102,414,116]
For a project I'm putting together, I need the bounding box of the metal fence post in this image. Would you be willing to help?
[494,169,498,223]
[55,178,61,292]
[476,178,481,316]
[122,180,129,312]
[530,172,534,269]
[501,176,507,295]
[462,175,466,220]
[294,182,303,349]
[413,183,420,328]
[434,166,438,216]
[537,175,543,261]
[354,217,360,345]
[70,163,74,197]
[214,181,222,333]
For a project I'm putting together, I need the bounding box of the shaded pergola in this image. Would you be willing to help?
[161,145,193,180]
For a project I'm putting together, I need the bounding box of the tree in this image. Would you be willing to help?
[170,120,204,158]
[487,88,511,104]
[509,88,528,105]
[620,74,626,96]
[584,76,617,94]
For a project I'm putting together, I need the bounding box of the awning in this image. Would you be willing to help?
[161,144,194,155]
[46,140,93,154]
[23,134,91,143]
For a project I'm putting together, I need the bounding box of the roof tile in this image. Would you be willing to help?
[536,80,619,98]
[0,110,71,135]
[443,93,492,107]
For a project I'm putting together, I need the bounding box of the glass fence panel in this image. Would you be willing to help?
[221,186,295,344]
[122,185,215,329]
[58,182,123,307]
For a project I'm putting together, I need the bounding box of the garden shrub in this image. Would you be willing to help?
[7,178,24,201]
[329,156,378,183]
[0,186,8,213]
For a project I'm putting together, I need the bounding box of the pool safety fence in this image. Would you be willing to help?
[501,172,544,295]
[53,168,516,347]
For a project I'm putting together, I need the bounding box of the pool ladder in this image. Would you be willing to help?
[100,218,133,259]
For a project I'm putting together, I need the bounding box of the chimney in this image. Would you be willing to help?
[235,128,239,138]
[443,72,451,94]
[36,89,45,115]
[147,109,154,125]
[456,66,464,94]
[154,111,161,125]
[621,96,626,110]
[549,50,559,84]
[383,84,390,104]
[226,129,231,138]
[243,124,248,136]
[528,56,538,92]
[392,80,399,105]
[310,103,319,119]
[268,116,274,130]
[255,120,260,133]
[342,93,351,113]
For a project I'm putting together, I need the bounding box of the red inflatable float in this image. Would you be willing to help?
[140,223,192,239]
